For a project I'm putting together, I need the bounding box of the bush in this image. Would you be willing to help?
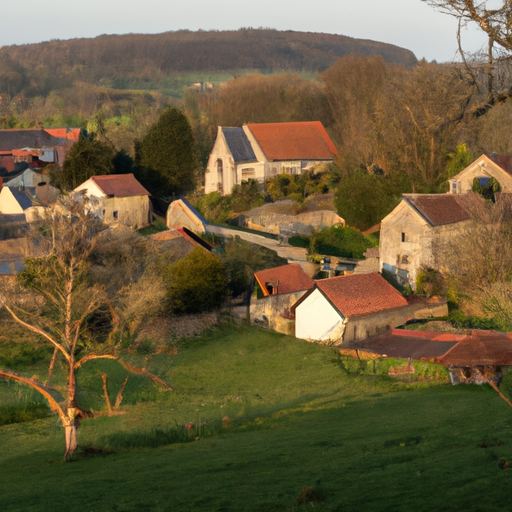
[309,225,374,259]
[164,247,228,314]
[288,235,310,248]
[415,267,446,297]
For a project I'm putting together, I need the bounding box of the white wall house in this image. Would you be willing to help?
[205,121,338,195]
[293,273,410,346]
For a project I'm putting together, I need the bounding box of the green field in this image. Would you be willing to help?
[1,323,512,511]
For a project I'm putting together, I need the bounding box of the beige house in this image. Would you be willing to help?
[379,194,477,287]
[0,185,51,222]
[205,122,338,195]
[449,154,512,195]
[73,174,151,229]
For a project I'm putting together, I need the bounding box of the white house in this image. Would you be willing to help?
[73,174,151,229]
[204,121,338,195]
[293,273,410,345]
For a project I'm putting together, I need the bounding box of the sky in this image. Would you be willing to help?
[0,0,488,63]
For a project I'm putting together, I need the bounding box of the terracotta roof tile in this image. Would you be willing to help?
[254,263,314,296]
[403,193,476,226]
[316,273,408,317]
[90,174,149,197]
[247,121,337,161]
[350,329,457,359]
[438,330,512,366]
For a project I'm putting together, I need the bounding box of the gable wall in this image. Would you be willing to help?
[74,179,107,198]
[449,156,512,194]
[0,187,23,214]
[379,201,431,286]
[250,289,307,335]
[295,288,345,344]
[205,129,237,195]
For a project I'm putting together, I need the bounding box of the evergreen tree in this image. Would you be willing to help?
[54,135,115,191]
[136,107,199,197]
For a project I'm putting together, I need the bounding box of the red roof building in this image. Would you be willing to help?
[293,273,411,345]
[204,121,338,196]
[246,121,338,161]
[254,263,314,296]
[73,174,151,229]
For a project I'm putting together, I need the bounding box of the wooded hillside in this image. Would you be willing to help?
[0,29,417,97]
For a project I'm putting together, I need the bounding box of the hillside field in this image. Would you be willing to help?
[1,323,511,511]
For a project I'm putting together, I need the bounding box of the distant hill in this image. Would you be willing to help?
[0,29,417,98]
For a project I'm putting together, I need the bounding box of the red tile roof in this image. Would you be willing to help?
[90,174,149,197]
[316,273,408,317]
[350,329,458,359]
[254,263,314,296]
[247,121,338,161]
[438,330,512,366]
[403,193,476,226]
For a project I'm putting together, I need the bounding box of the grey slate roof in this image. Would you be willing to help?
[9,187,36,210]
[0,130,67,151]
[222,128,257,164]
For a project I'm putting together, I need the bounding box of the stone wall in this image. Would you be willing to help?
[244,210,344,235]
[341,299,449,345]
[250,290,308,335]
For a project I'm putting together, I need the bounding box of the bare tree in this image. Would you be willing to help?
[0,200,170,459]
[435,193,512,325]
[424,0,512,115]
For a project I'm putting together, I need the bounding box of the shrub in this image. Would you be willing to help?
[309,225,374,258]
[164,247,228,314]
[415,267,446,297]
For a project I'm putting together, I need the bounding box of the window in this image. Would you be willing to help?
[113,211,118,220]
[217,159,223,173]
[401,232,406,243]
[452,182,457,192]
[241,168,255,179]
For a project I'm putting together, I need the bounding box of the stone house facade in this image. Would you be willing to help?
[73,174,151,229]
[205,122,338,195]
[379,194,475,287]
[448,154,512,195]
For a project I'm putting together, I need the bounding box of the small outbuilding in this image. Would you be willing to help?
[293,273,410,345]
[73,174,151,229]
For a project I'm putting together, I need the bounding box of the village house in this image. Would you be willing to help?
[0,183,59,222]
[292,273,412,345]
[0,128,76,175]
[204,121,338,195]
[73,174,151,229]
[379,193,477,287]
[151,227,213,258]
[251,263,314,335]
[448,153,512,195]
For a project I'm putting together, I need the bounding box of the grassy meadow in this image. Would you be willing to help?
[1,322,512,511]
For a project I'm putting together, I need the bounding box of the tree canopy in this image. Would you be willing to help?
[54,135,115,191]
[136,107,199,197]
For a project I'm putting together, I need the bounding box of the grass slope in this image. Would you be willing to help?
[1,325,511,511]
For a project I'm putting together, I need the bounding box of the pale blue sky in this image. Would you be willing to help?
[1,0,487,62]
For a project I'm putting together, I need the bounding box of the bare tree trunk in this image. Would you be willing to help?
[100,372,113,415]
[64,416,78,460]
[114,376,129,410]
[45,347,59,386]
